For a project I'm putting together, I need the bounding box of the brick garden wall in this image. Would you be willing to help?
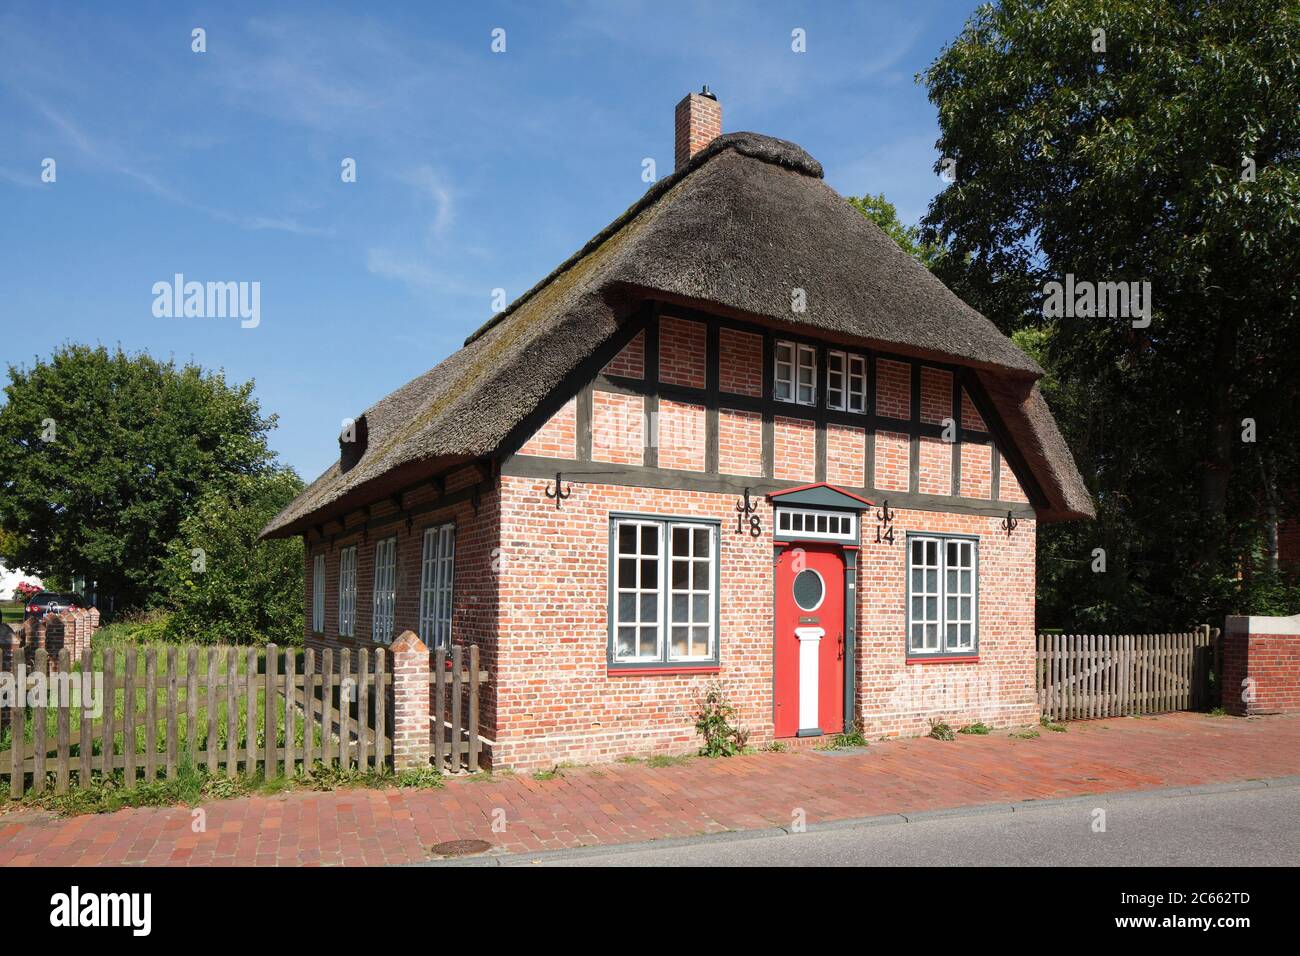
[1223,614,1300,716]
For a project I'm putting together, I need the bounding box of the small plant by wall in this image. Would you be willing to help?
[693,682,751,757]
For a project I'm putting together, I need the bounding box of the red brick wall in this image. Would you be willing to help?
[961,389,987,431]
[999,453,1029,503]
[603,331,645,379]
[719,328,763,397]
[493,476,773,769]
[920,367,952,425]
[773,416,815,482]
[659,317,706,389]
[489,478,1039,768]
[874,430,910,492]
[516,397,576,459]
[960,442,993,499]
[718,408,763,476]
[856,510,1039,736]
[592,391,644,465]
[876,360,910,420]
[827,424,865,487]
[1223,617,1300,716]
[917,436,951,496]
[658,399,706,471]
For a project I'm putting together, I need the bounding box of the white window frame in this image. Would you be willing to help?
[774,340,816,406]
[775,507,857,543]
[610,516,718,667]
[827,350,867,413]
[337,545,357,638]
[311,553,326,633]
[418,523,455,649]
[906,534,978,657]
[371,536,397,644]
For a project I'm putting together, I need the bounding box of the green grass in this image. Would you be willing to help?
[1,638,339,796]
[645,753,692,768]
[958,722,991,735]
[20,758,443,816]
[1010,728,1040,739]
[1039,716,1068,733]
[1,601,24,625]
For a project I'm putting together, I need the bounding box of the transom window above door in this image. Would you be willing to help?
[609,515,719,668]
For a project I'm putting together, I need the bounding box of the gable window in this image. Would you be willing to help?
[338,545,358,637]
[418,524,455,648]
[610,516,718,666]
[907,535,977,657]
[311,554,326,633]
[774,341,816,406]
[371,536,397,644]
[827,351,866,413]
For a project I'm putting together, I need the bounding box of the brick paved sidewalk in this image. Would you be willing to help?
[2,712,1298,867]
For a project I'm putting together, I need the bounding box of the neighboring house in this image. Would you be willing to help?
[0,562,42,602]
[261,91,1093,769]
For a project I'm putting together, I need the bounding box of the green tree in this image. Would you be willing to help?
[847,193,946,270]
[0,344,281,611]
[158,469,305,645]
[921,0,1300,628]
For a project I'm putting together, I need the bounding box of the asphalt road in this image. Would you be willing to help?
[481,780,1300,867]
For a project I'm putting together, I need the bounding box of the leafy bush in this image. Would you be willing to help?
[928,719,956,741]
[958,722,991,735]
[693,682,751,757]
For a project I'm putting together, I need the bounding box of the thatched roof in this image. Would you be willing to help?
[262,132,1092,538]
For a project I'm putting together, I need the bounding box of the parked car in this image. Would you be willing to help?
[24,591,84,621]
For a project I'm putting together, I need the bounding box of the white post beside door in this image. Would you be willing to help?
[795,626,823,732]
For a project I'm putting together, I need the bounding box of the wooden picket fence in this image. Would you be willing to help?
[430,644,488,773]
[0,643,392,799]
[1037,627,1221,721]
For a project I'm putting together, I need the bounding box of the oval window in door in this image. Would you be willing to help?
[793,569,825,612]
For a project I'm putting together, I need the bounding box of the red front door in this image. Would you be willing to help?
[774,544,845,738]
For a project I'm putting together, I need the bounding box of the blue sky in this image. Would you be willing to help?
[1,0,980,482]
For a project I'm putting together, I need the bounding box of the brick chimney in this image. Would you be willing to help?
[674,86,721,170]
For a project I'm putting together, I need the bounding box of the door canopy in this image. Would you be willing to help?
[767,482,873,511]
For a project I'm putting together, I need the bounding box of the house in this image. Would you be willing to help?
[260,90,1093,769]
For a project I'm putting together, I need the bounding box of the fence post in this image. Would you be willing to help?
[390,631,430,771]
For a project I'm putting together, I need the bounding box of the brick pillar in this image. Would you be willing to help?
[390,630,431,770]
[1223,614,1300,716]
[88,606,100,634]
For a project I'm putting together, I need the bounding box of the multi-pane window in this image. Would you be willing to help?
[611,517,718,665]
[907,536,978,656]
[338,546,357,637]
[311,554,326,633]
[827,351,867,413]
[418,524,455,649]
[775,508,857,542]
[774,341,816,405]
[371,536,397,644]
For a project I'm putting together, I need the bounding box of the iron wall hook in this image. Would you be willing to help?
[544,472,571,510]
[1001,511,1019,536]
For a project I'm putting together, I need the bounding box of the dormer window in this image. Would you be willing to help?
[339,414,369,472]
[775,341,816,405]
[827,351,867,413]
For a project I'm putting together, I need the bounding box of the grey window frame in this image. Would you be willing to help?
[338,545,358,638]
[607,513,721,669]
[904,532,979,658]
[417,522,456,649]
[371,535,398,645]
[311,553,326,633]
